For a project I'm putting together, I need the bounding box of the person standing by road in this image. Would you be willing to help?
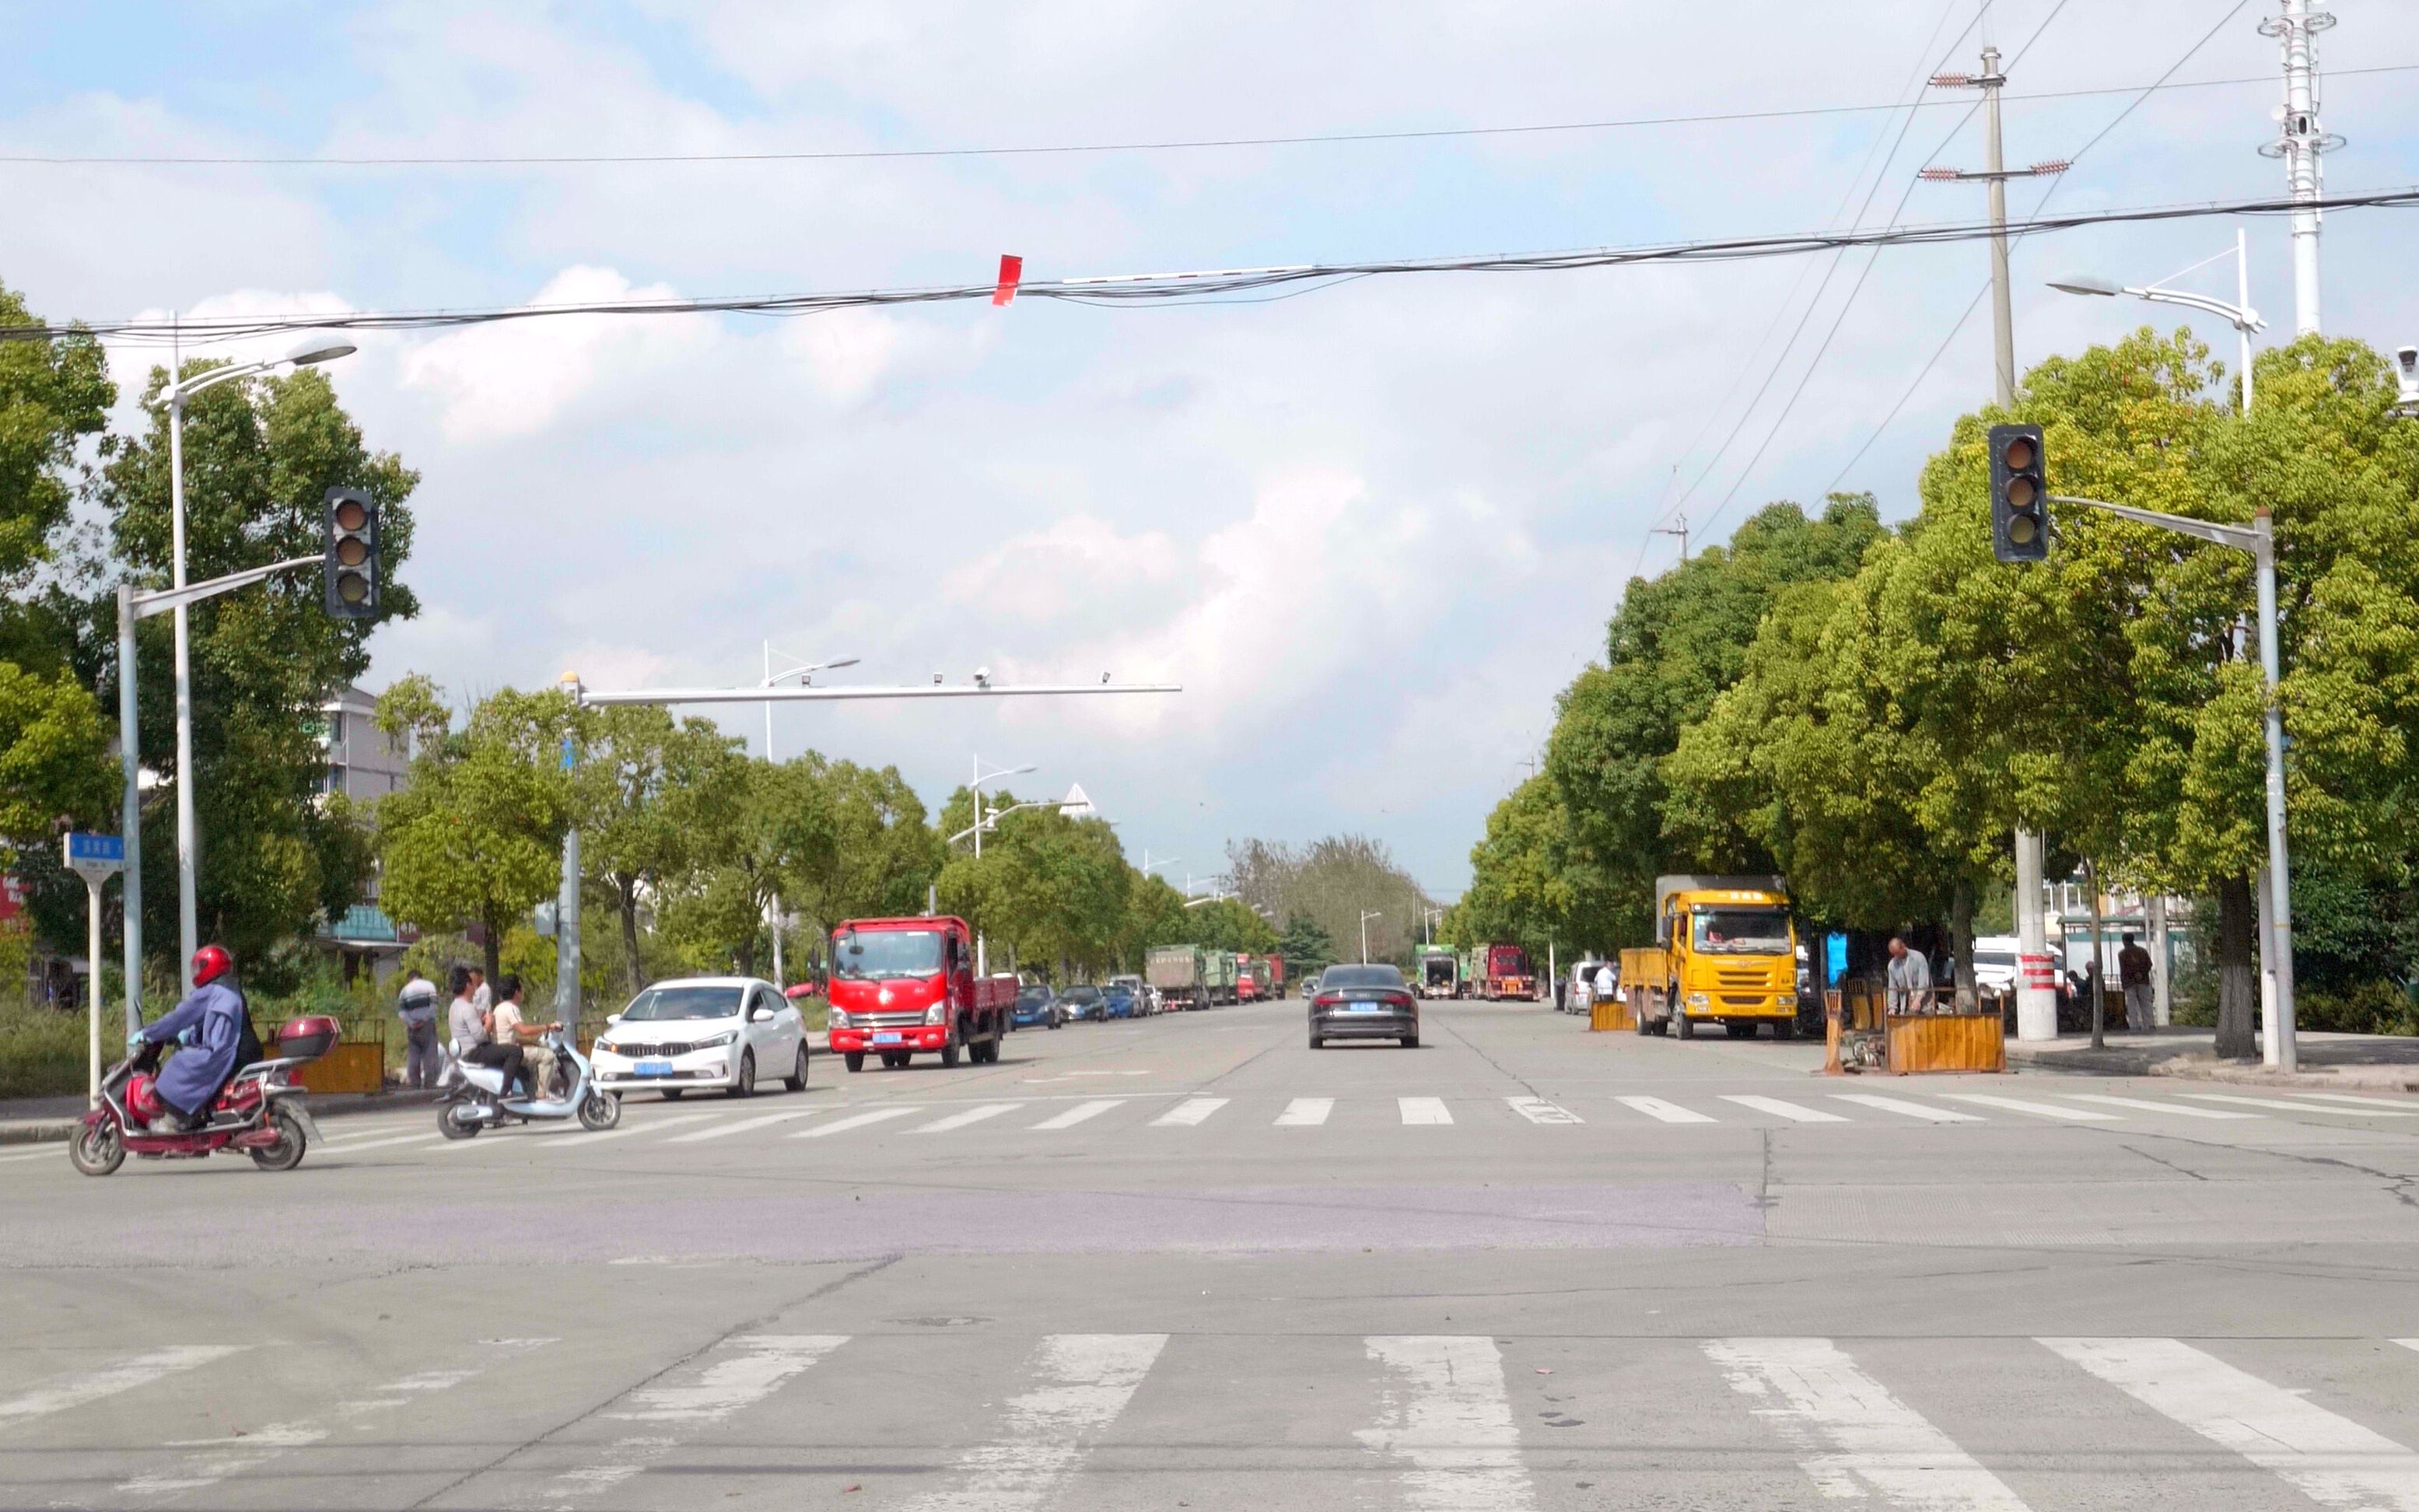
[1885,936,1934,1015]
[1593,960,1617,1013]
[2118,933,2154,1028]
[468,967,493,1018]
[395,969,440,1089]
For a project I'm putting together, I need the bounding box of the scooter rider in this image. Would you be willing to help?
[131,945,246,1133]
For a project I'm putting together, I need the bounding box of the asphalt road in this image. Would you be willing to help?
[6,996,2419,1510]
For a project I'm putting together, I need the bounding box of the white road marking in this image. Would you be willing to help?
[2043,1335,2419,1510]
[1829,1093,1984,1123]
[664,1110,816,1143]
[119,1338,552,1495]
[2288,1093,2419,1111]
[1030,1100,1124,1131]
[543,1335,847,1501]
[912,1103,1020,1134]
[1399,1097,1454,1125]
[903,1333,1167,1511]
[0,1146,62,1164]
[1721,1094,1848,1123]
[1505,1097,1582,1125]
[0,1346,247,1428]
[2180,1092,2419,1118]
[1704,1336,2031,1510]
[791,1107,919,1139]
[2057,1094,2260,1119]
[1938,1094,2121,1123]
[1616,1095,1717,1125]
[320,1122,425,1144]
[1358,1335,1539,1511]
[331,1132,452,1154]
[1151,1097,1229,1126]
[1276,1097,1334,1127]
[547,1111,722,1147]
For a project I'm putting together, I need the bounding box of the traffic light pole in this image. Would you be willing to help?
[2052,495,2297,1071]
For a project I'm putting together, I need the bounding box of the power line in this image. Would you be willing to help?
[5,65,2416,170]
[10,184,2414,346]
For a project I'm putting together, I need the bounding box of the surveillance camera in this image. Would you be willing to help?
[2399,346,2419,404]
[973,666,992,688]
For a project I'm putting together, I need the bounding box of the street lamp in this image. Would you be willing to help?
[1360,910,1383,964]
[758,645,859,761]
[151,332,356,991]
[2050,229,2263,415]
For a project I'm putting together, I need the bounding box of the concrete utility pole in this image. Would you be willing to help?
[1651,514,1689,565]
[1924,45,2066,1042]
[2260,0,2339,336]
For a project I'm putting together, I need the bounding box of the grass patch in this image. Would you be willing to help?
[0,1003,92,1101]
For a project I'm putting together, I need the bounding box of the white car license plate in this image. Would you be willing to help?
[635,1059,673,1077]
[874,1032,905,1045]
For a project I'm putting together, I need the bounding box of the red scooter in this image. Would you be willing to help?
[69,1016,335,1177]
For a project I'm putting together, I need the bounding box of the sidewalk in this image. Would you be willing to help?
[0,1086,441,1146]
[2006,1024,2419,1092]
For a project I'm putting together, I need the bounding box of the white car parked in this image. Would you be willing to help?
[591,978,808,1101]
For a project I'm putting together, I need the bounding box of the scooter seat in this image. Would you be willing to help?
[458,1064,508,1094]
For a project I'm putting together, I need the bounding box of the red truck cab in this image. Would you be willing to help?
[1479,943,1537,1001]
[824,915,1010,1071]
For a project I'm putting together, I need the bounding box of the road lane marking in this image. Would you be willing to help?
[1938,1094,2121,1122]
[664,1110,817,1143]
[330,1131,452,1154]
[1151,1097,1228,1126]
[0,1146,62,1164]
[1704,1337,2030,1510]
[791,1107,919,1139]
[1721,1094,1848,1123]
[321,1122,425,1144]
[548,1111,722,1146]
[2058,1094,2260,1119]
[0,1346,247,1428]
[1505,1097,1582,1125]
[1829,1093,1983,1123]
[1031,1100,1124,1131]
[911,1103,1020,1134]
[1358,1335,1539,1511]
[1399,1097,1454,1125]
[1616,1096,1717,1124]
[2178,1092,2419,1117]
[2042,1335,2419,1509]
[2287,1093,2419,1111]
[1275,1098,1334,1126]
[902,1333,1167,1511]
[543,1335,848,1500]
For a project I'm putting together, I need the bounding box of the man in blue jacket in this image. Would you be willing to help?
[135,945,247,1132]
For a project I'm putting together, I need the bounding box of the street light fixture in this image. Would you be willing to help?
[2050,229,2264,415]
[758,645,860,761]
[1360,910,1384,964]
[149,332,357,991]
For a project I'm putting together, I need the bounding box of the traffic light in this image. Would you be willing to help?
[322,485,379,619]
[1988,422,2048,563]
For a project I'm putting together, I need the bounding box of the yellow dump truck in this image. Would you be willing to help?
[1619,874,1801,1041]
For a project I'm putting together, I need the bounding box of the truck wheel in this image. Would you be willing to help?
[844,1052,866,1073]
[1773,1018,1795,1041]
[1675,1011,1696,1041]
[940,1039,961,1069]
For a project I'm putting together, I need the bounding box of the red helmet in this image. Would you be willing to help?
[191,944,233,987]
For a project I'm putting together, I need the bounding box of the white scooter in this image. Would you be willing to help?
[436,1027,621,1138]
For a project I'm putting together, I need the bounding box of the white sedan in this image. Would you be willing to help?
[591,978,808,1100]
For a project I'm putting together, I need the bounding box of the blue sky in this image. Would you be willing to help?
[8,0,2417,895]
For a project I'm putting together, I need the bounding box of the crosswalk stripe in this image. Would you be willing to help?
[1721,1094,1847,1123]
[665,1110,816,1143]
[1939,1093,2122,1122]
[334,1132,450,1154]
[1360,1335,1538,1510]
[1829,1093,1983,1123]
[2286,1092,2419,1111]
[1704,1338,2030,1509]
[902,1333,1167,1510]
[547,1335,848,1500]
[0,1346,247,1427]
[551,1111,723,1147]
[2059,1094,2260,1119]
[0,1146,61,1164]
[2178,1092,2419,1118]
[912,1103,1020,1134]
[1031,1100,1124,1131]
[2043,1335,2419,1508]
[1399,1097,1453,1125]
[1617,1095,1717,1125]
[1505,1096,1582,1125]
[792,1107,919,1139]
[1151,1097,1228,1127]
[1276,1097,1334,1127]
[322,1122,425,1145]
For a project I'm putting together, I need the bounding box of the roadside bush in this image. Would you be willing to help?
[0,1003,87,1099]
[2293,982,2418,1038]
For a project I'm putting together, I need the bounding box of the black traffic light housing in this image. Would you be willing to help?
[322,485,379,619]
[1988,422,2048,563]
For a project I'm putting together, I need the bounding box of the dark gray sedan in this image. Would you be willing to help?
[1306,964,1420,1049]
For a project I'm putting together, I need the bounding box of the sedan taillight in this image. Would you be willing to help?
[1315,994,1342,1010]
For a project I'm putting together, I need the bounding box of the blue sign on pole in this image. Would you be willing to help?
[1824,932,1849,989]
[64,831,125,873]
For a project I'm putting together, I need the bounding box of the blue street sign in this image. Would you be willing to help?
[65,832,124,870]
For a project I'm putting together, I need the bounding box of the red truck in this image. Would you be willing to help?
[1473,943,1538,1001]
[824,915,1013,1071]
[1236,953,1288,1003]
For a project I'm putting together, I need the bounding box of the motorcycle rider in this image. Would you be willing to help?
[131,945,247,1133]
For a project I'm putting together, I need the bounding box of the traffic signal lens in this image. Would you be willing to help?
[2003,436,2036,471]
[335,537,368,567]
[336,572,369,605]
[334,499,369,532]
[2008,515,2038,545]
[2008,477,2037,509]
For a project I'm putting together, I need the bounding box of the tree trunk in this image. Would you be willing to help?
[2084,856,2107,1049]
[617,874,644,995]
[1950,874,1976,1011]
[480,906,503,985]
[2214,873,2258,1059]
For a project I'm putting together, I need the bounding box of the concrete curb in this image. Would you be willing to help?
[0,1119,80,1146]
[2006,1041,2419,1094]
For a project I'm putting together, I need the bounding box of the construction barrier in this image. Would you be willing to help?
[1590,994,1634,1032]
[1825,980,2004,1075]
[295,1022,388,1094]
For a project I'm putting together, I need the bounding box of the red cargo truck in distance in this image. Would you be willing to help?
[1237,954,1265,1003]
[824,915,1011,1072]
[1476,943,1537,1001]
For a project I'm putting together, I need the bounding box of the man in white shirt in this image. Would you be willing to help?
[395,970,440,1089]
[1593,961,1618,1011]
[487,975,562,1099]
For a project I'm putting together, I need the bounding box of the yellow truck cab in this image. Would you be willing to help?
[1620,874,1801,1041]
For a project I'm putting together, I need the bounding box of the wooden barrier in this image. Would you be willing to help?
[295,1040,387,1094]
[1882,1011,2005,1074]
[1590,995,1633,1032]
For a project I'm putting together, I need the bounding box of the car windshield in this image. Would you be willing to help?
[1975,951,2018,971]
[1693,908,1792,954]
[832,929,945,980]
[1016,987,1052,1006]
[618,985,744,1020]
[1062,986,1101,1003]
[1322,965,1404,989]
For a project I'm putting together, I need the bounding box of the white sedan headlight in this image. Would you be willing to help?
[698,1029,739,1049]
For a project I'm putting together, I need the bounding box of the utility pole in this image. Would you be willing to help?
[2261,0,2339,336]
[1925,45,2065,1042]
[1651,513,1689,565]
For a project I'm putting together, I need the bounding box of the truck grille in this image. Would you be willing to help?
[862,1011,927,1029]
[1721,994,1767,1006]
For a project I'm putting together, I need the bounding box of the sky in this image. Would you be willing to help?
[5,0,2417,897]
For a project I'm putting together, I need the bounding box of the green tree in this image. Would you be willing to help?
[657,758,835,978]
[577,705,743,992]
[788,756,942,946]
[936,796,1130,978]
[0,663,112,862]
[1276,912,1338,982]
